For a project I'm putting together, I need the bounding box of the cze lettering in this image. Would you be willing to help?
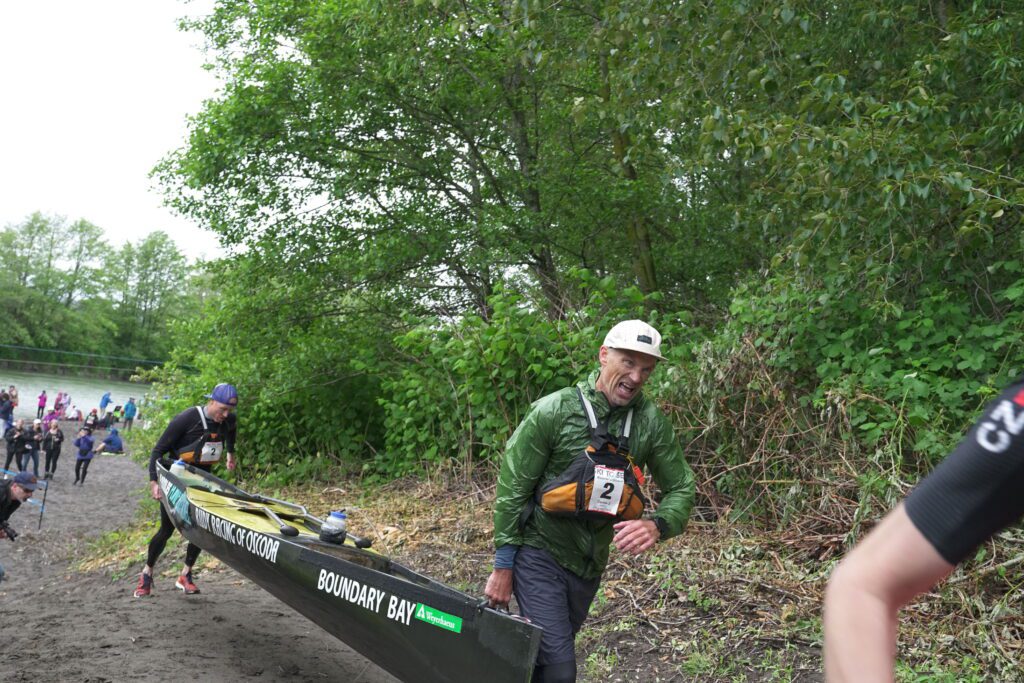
[976,399,1024,454]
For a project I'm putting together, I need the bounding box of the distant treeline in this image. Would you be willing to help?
[0,213,206,374]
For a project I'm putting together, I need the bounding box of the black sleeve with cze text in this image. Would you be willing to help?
[905,376,1024,565]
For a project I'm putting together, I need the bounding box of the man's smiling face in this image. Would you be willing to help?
[596,347,658,407]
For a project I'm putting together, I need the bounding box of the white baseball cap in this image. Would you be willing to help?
[602,320,666,360]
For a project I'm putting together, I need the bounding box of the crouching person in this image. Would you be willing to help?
[0,472,39,583]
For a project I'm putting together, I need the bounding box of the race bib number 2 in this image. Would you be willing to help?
[588,465,624,516]
[199,442,223,463]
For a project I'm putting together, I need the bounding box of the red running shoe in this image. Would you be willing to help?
[175,571,200,595]
[133,573,153,598]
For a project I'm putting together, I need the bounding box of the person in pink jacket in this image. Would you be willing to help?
[37,390,47,420]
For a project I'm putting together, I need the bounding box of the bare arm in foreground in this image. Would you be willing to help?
[823,504,953,682]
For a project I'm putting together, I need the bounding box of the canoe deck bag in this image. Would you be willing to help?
[524,388,647,525]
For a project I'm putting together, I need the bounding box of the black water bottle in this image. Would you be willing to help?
[319,510,347,544]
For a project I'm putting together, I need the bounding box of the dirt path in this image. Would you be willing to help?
[0,445,398,683]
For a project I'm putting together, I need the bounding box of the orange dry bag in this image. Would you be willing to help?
[534,388,647,522]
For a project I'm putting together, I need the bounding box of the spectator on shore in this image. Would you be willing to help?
[72,428,94,485]
[66,404,81,422]
[53,391,64,414]
[8,386,18,412]
[42,409,59,430]
[83,409,99,431]
[103,406,120,430]
[3,419,27,472]
[95,427,124,455]
[42,419,64,479]
[98,391,112,419]
[0,392,12,430]
[36,390,47,419]
[22,419,43,477]
[123,398,137,431]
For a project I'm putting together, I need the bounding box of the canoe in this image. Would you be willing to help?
[155,461,541,682]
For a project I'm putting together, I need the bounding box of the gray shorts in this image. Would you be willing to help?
[513,545,601,666]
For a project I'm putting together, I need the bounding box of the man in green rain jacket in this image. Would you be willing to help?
[485,320,695,683]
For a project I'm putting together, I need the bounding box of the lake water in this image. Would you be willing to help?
[1,368,150,421]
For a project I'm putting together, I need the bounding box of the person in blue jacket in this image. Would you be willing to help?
[123,398,138,431]
[95,428,124,454]
[98,391,112,419]
[0,392,13,430]
[72,428,95,485]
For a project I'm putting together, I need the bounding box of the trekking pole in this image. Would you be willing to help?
[37,478,49,530]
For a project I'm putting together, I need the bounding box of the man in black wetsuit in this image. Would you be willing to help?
[824,376,1024,681]
[133,383,238,598]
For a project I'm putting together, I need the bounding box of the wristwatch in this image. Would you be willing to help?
[653,516,669,540]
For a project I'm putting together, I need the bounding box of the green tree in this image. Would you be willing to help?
[0,213,201,371]
[62,218,108,305]
[158,0,760,319]
[104,231,191,359]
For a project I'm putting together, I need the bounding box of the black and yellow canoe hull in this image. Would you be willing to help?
[156,462,540,683]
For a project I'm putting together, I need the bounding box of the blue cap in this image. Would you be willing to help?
[13,472,38,491]
[205,383,238,406]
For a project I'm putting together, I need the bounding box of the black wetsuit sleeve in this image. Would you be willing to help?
[226,414,237,453]
[905,377,1024,565]
[149,409,195,481]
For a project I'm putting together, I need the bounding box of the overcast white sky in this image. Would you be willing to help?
[0,0,223,261]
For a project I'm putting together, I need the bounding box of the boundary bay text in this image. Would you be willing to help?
[317,569,463,633]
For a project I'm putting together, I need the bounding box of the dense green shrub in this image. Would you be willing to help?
[660,264,1024,527]
[134,256,389,486]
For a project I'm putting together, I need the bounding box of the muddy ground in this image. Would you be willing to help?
[0,437,398,683]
